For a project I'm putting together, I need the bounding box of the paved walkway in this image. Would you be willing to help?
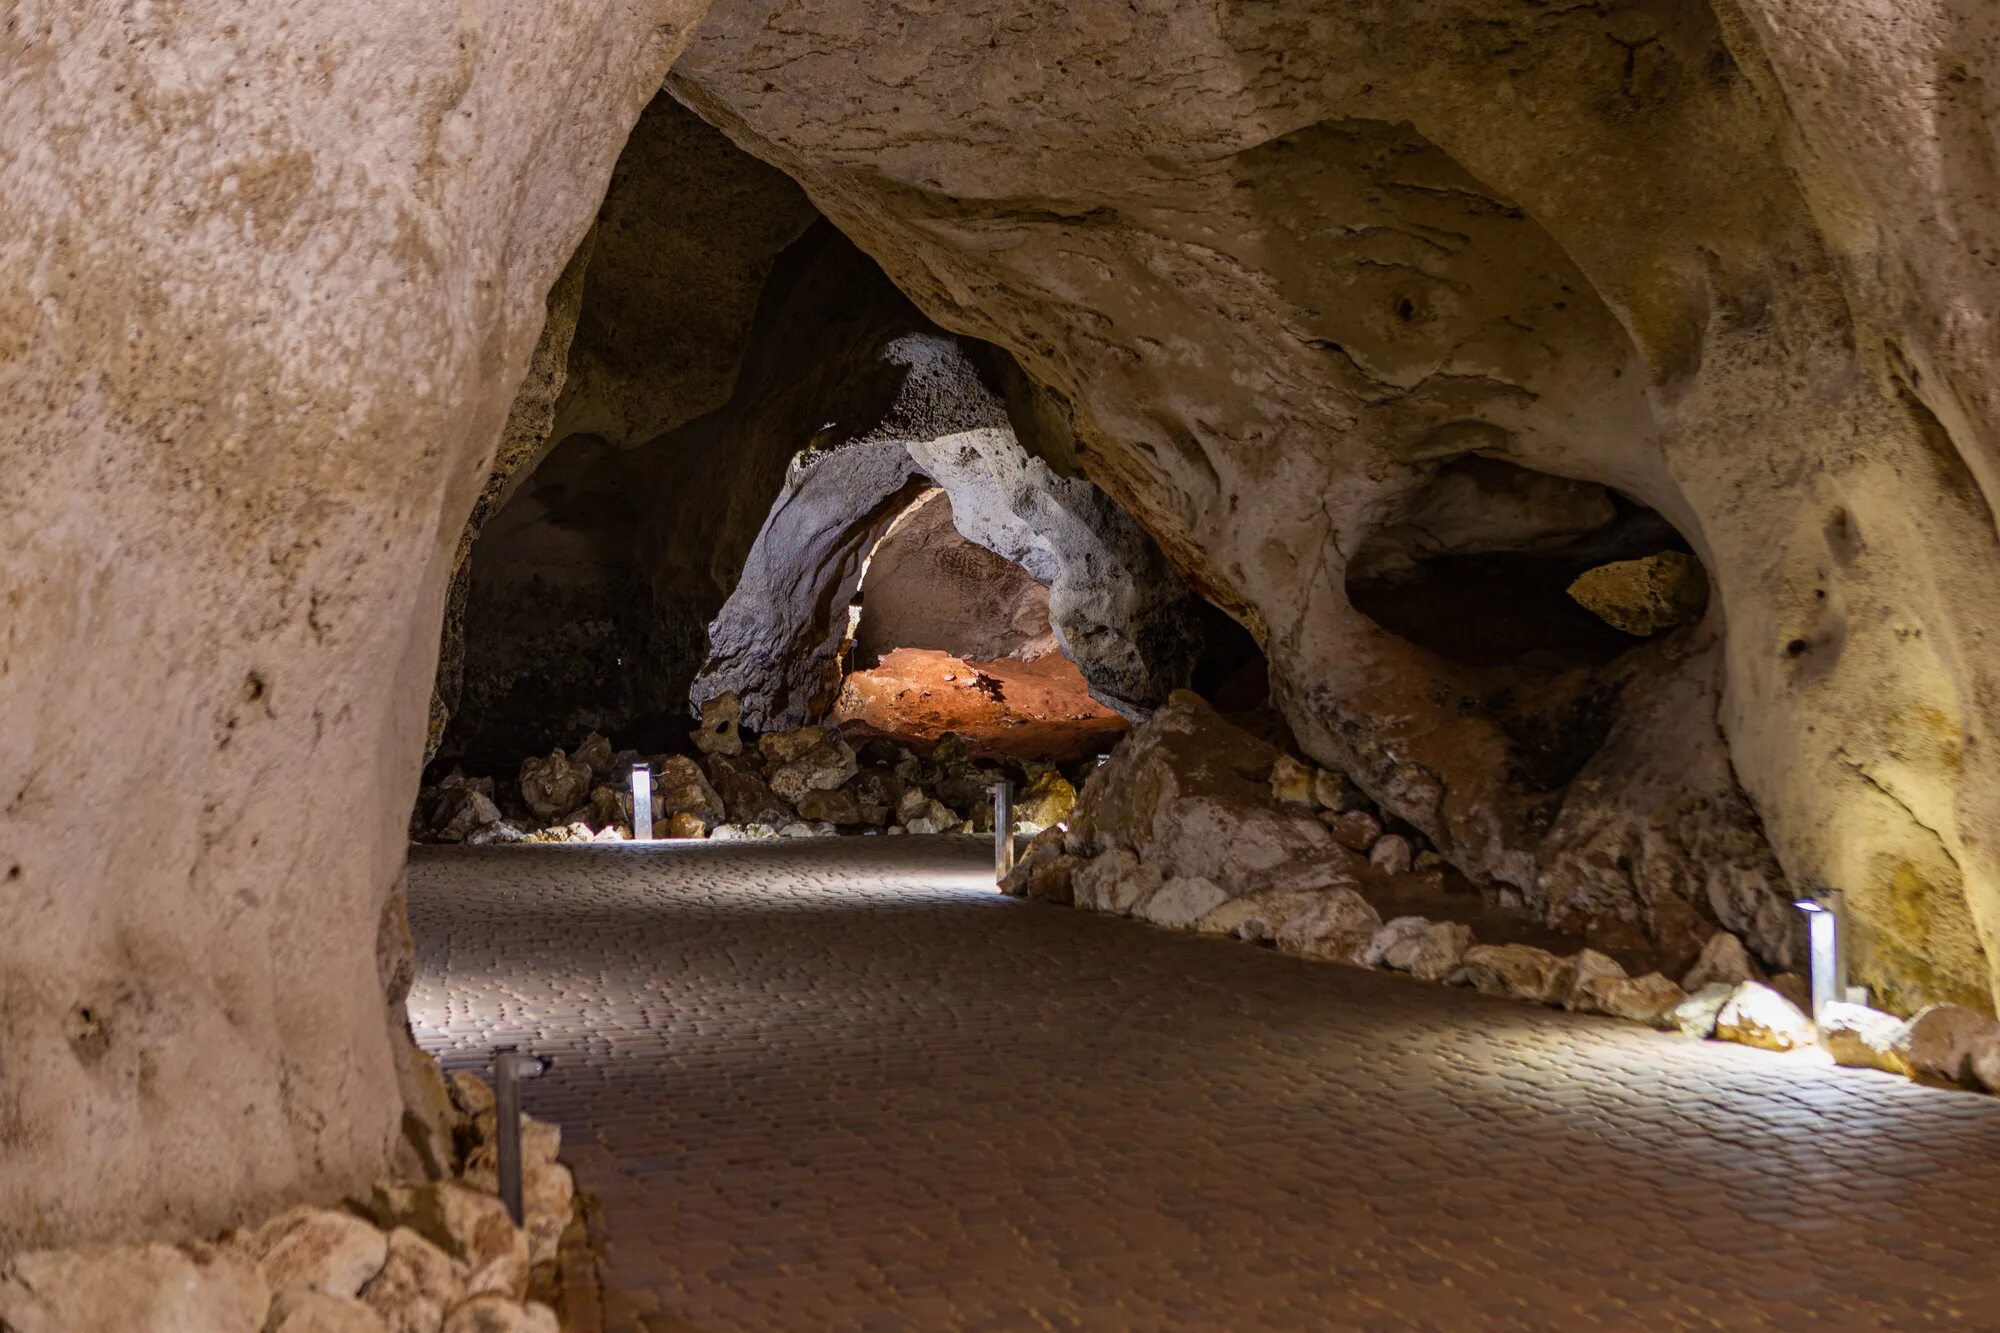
[407,840,2000,1331]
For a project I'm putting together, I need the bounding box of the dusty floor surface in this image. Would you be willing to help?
[832,648,1128,761]
[408,840,2000,1331]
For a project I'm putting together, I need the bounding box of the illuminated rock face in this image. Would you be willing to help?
[673,0,2000,1012]
[0,2,705,1249]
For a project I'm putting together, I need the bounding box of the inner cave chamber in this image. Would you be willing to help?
[418,94,1266,846]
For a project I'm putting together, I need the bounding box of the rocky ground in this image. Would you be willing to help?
[0,1069,584,1332]
[413,691,1083,849]
[1009,691,2000,1098]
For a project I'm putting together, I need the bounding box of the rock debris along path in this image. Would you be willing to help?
[407,841,2000,1332]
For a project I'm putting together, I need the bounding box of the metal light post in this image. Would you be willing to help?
[492,1046,549,1225]
[1794,888,1851,1019]
[631,762,652,843]
[992,779,1015,880]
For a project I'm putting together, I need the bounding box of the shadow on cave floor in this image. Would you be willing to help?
[408,840,2000,1331]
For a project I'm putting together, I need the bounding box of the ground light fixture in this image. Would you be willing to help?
[1794,888,1853,1019]
[992,778,1016,881]
[631,762,653,843]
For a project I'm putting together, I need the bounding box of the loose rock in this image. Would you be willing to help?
[1671,982,1737,1038]
[1327,810,1382,853]
[245,1207,390,1300]
[440,1295,560,1333]
[267,1290,388,1333]
[1819,1003,1914,1076]
[1368,834,1413,875]
[360,1228,464,1333]
[1713,981,1816,1051]
[517,749,592,822]
[1452,944,1575,1005]
[691,692,744,755]
[1893,1004,2000,1087]
[1135,875,1229,929]
[0,1243,270,1333]
[1269,754,1316,806]
[1586,973,1688,1027]
[1072,848,1163,915]
[1365,917,1473,981]
[1564,949,1628,1012]
[1681,932,1759,992]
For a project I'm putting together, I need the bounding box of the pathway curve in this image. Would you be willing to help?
[407,839,2000,1330]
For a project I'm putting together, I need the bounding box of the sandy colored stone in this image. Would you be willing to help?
[1135,876,1230,930]
[369,1182,525,1280]
[1585,974,1688,1028]
[518,750,593,823]
[1564,949,1629,1012]
[1453,945,1576,1006]
[1818,1003,1914,1077]
[1327,811,1383,854]
[1566,551,1707,636]
[663,812,709,840]
[1269,755,1316,806]
[441,1296,559,1333]
[245,1207,389,1300]
[360,1227,465,1333]
[1072,849,1163,916]
[1368,834,1413,875]
[1681,932,1759,992]
[1714,982,1817,1052]
[692,692,744,755]
[1893,1004,2000,1087]
[1672,983,1738,1039]
[0,1243,269,1332]
[270,1289,391,1333]
[1014,770,1078,833]
[1365,917,1474,982]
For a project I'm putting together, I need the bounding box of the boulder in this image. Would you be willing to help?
[1269,754,1316,806]
[464,821,526,847]
[368,1182,525,1281]
[359,1228,463,1333]
[1713,982,1816,1051]
[586,785,629,831]
[267,1290,389,1333]
[1452,945,1575,1004]
[655,755,725,829]
[521,1162,575,1267]
[1024,854,1081,905]
[758,724,831,767]
[1564,949,1628,1011]
[1567,551,1708,637]
[691,692,744,756]
[1681,932,1759,992]
[1014,769,1077,832]
[244,1206,390,1300]
[1584,973,1688,1027]
[1970,1033,2000,1095]
[1818,1003,1914,1077]
[449,1071,497,1117]
[1364,917,1473,981]
[704,754,795,826]
[795,785,864,826]
[1066,692,1336,894]
[0,1243,270,1333]
[1893,1004,2000,1087]
[517,750,591,821]
[1326,810,1382,853]
[709,822,780,841]
[768,737,859,805]
[1267,887,1382,964]
[435,789,504,843]
[440,1296,560,1333]
[1311,768,1367,813]
[1134,876,1229,929]
[1671,982,1737,1038]
[1071,849,1163,915]
[1368,834,1413,875]
[662,812,708,839]
[571,732,613,779]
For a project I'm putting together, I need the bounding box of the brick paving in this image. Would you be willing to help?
[407,839,2000,1331]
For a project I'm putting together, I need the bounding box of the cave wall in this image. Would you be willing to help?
[854,489,1057,669]
[0,2,707,1248]
[672,0,2000,1008]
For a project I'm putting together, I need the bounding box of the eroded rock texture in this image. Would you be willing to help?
[0,2,709,1249]
[674,0,2000,1009]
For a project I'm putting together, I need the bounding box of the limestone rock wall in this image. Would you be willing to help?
[0,1,705,1249]
[673,0,2000,1008]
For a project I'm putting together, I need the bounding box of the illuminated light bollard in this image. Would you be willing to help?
[492,1046,549,1226]
[993,779,1016,881]
[631,762,653,843]
[1793,888,1850,1019]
